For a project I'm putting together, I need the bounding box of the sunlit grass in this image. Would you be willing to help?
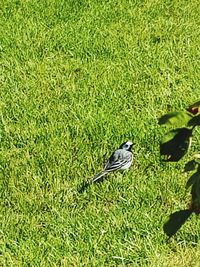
[0,0,200,266]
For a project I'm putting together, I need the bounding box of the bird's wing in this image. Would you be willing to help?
[104,150,132,172]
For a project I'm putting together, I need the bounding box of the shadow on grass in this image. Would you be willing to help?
[163,209,193,238]
[77,181,91,193]
[77,174,110,193]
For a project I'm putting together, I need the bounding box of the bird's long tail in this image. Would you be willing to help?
[92,170,108,183]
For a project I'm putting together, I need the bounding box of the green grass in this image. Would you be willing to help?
[0,0,200,266]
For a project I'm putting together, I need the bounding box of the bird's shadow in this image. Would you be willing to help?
[77,176,107,193]
[77,181,90,193]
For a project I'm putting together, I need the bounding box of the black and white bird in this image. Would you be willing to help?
[91,140,134,183]
[78,141,134,192]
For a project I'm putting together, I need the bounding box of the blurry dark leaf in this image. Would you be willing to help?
[186,100,200,115]
[163,210,192,237]
[160,128,192,162]
[184,160,198,172]
[186,171,200,189]
[188,114,200,126]
[159,112,192,126]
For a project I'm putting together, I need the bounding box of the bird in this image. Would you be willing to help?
[78,140,134,193]
[91,140,134,183]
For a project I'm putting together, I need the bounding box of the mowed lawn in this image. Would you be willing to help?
[0,0,200,266]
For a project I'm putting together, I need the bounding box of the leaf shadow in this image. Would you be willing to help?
[163,209,193,238]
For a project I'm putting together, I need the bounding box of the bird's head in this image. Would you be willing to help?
[119,140,134,151]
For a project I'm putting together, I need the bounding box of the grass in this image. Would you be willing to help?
[0,0,200,266]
